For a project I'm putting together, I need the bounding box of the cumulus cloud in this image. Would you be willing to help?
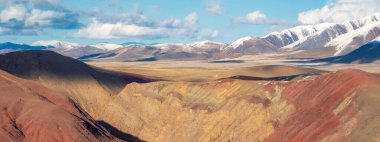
[183,12,199,29]
[235,11,268,24]
[0,5,27,23]
[0,1,81,35]
[205,0,224,15]
[75,12,215,40]
[298,0,380,24]
[74,20,165,39]
[90,4,154,28]
[197,29,219,39]
[234,11,283,25]
[159,12,198,29]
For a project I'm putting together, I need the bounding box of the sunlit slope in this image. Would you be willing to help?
[0,70,121,142]
[97,69,380,142]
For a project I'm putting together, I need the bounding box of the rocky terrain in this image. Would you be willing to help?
[93,69,380,142]
[1,50,380,142]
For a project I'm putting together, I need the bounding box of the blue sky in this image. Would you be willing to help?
[0,0,378,44]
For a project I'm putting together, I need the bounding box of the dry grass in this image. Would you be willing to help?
[88,61,326,82]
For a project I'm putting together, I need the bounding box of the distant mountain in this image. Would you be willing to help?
[31,40,125,58]
[0,42,49,51]
[213,14,379,58]
[92,43,123,51]
[188,40,227,49]
[85,41,227,61]
[221,37,277,57]
[263,14,380,57]
[121,41,161,46]
[1,14,380,61]
[312,41,380,64]
[32,40,82,49]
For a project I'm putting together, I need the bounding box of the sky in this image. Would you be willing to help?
[0,0,379,45]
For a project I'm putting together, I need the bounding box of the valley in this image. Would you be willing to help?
[0,4,379,141]
[0,50,379,142]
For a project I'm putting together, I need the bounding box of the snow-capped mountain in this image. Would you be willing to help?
[2,13,380,61]
[264,14,380,49]
[32,40,124,51]
[28,41,125,58]
[263,23,335,48]
[326,22,380,55]
[148,40,226,53]
[31,40,81,50]
[189,40,227,49]
[374,36,380,41]
[228,36,253,49]
[262,13,380,56]
[91,43,123,51]
[313,40,380,64]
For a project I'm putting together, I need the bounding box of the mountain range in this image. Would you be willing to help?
[1,14,380,61]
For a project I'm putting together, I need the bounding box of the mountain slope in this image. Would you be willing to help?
[87,41,226,61]
[326,22,380,55]
[31,40,125,58]
[32,40,82,49]
[0,50,152,117]
[0,70,121,142]
[313,41,380,64]
[221,37,278,57]
[263,14,380,57]
[96,69,380,142]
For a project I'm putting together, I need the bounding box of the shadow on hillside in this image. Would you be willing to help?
[217,74,318,81]
[97,120,146,142]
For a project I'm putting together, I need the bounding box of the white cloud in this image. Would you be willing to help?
[184,12,198,27]
[205,0,224,15]
[75,13,208,40]
[234,11,273,25]
[0,2,81,35]
[25,9,64,27]
[298,0,380,24]
[159,13,198,28]
[198,29,219,39]
[0,5,27,22]
[159,18,182,28]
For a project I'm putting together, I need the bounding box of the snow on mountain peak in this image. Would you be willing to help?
[31,40,81,49]
[189,40,226,48]
[373,36,380,42]
[326,20,380,56]
[229,36,252,49]
[262,13,380,50]
[91,43,124,51]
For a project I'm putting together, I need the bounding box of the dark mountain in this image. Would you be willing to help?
[0,42,49,51]
[0,50,154,117]
[312,41,380,64]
